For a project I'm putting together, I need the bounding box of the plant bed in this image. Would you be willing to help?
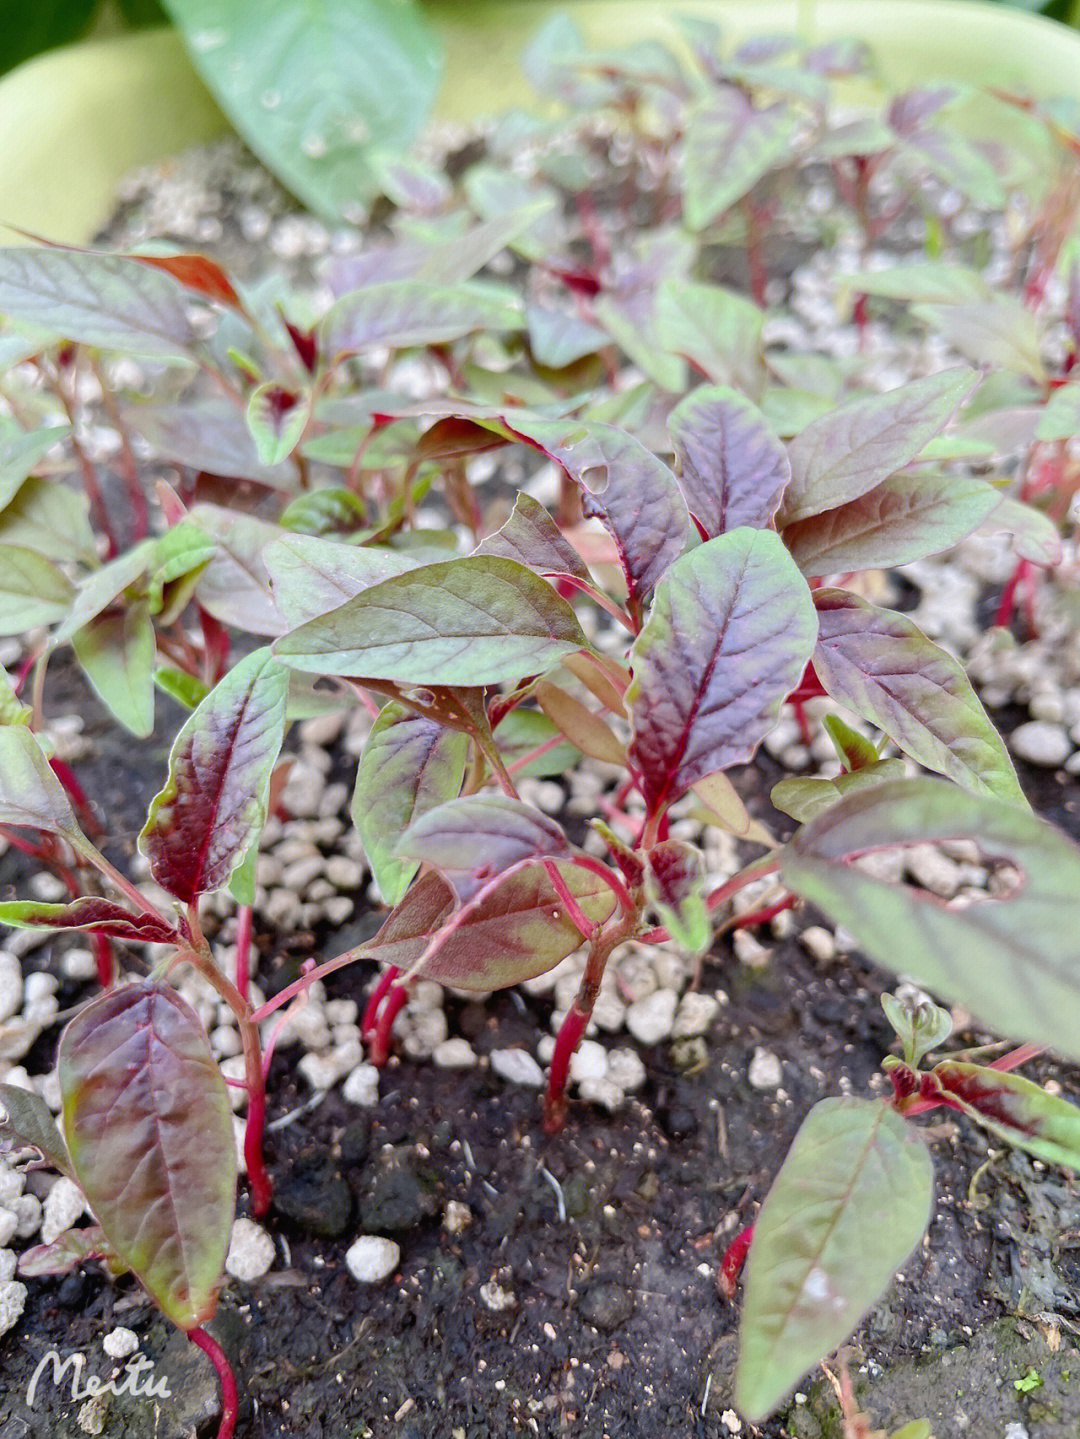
[2,15,1080,1439]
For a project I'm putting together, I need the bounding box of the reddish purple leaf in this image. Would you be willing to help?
[139,647,289,903]
[58,983,236,1330]
[627,528,817,811]
[0,897,179,944]
[507,417,693,602]
[927,1060,1080,1169]
[18,1224,126,1278]
[396,794,572,902]
[667,385,790,536]
[474,493,590,580]
[363,865,616,991]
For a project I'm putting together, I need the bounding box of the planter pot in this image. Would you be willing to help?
[1,0,1079,245]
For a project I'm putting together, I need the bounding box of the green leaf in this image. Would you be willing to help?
[0,247,200,359]
[474,493,590,581]
[881,991,954,1067]
[0,724,83,841]
[124,397,296,486]
[644,840,711,955]
[836,261,989,305]
[161,0,442,220]
[782,369,978,523]
[0,475,96,564]
[72,601,156,738]
[274,555,588,686]
[0,419,68,511]
[736,1097,933,1419]
[929,1061,1080,1170]
[319,280,523,363]
[912,296,1045,382]
[245,382,310,465]
[352,701,468,906]
[981,495,1063,567]
[780,777,1080,1064]
[189,505,285,636]
[0,667,31,728]
[782,472,1002,575]
[363,865,616,992]
[54,541,155,643]
[771,760,908,824]
[526,303,607,368]
[494,707,579,778]
[154,666,209,710]
[813,589,1024,802]
[0,1083,75,1180]
[534,681,626,766]
[0,543,76,633]
[1035,381,1080,441]
[654,278,765,395]
[59,982,236,1330]
[264,531,419,627]
[139,647,289,903]
[683,91,800,229]
[627,529,817,811]
[278,487,367,537]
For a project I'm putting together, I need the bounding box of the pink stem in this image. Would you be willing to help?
[244,1080,272,1219]
[188,1327,238,1439]
[92,933,115,988]
[49,758,103,838]
[542,860,598,940]
[370,982,410,1066]
[730,894,797,932]
[718,1224,755,1300]
[545,1006,589,1132]
[234,905,253,1005]
[989,1042,1045,1072]
[361,965,401,1041]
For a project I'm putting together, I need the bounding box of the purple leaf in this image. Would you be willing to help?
[139,647,289,903]
[0,1083,75,1179]
[667,385,790,536]
[782,369,978,522]
[683,90,800,230]
[274,555,588,686]
[189,504,287,637]
[506,417,694,602]
[364,865,616,991]
[627,528,817,811]
[396,794,571,902]
[319,279,523,362]
[927,1061,1080,1170]
[58,983,236,1330]
[0,898,179,944]
[782,472,1002,574]
[124,398,296,487]
[18,1225,126,1279]
[813,589,1024,802]
[352,702,469,906]
[474,493,590,580]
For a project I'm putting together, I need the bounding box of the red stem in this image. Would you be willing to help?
[370,982,410,1065]
[49,758,103,838]
[718,1223,755,1300]
[92,933,115,989]
[361,965,401,1042]
[234,905,253,1005]
[545,1006,590,1131]
[729,894,798,932]
[188,1327,238,1439]
[244,1078,272,1219]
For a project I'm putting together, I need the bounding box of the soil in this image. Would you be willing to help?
[2,660,1080,1439]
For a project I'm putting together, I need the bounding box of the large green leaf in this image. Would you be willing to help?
[72,601,156,739]
[0,247,199,359]
[274,555,588,685]
[782,369,977,523]
[59,982,236,1330]
[780,778,1080,1064]
[771,759,908,824]
[912,295,1045,382]
[352,701,468,906]
[0,543,76,632]
[782,472,1002,575]
[654,278,766,395]
[736,1097,933,1419]
[139,647,289,902]
[683,91,800,230]
[0,475,96,565]
[161,0,442,220]
[363,864,616,992]
[319,280,522,363]
[813,589,1024,802]
[264,532,419,627]
[627,528,817,811]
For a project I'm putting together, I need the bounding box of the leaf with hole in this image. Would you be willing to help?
[668,385,790,537]
[735,1097,933,1419]
[507,417,693,603]
[274,555,588,686]
[363,865,616,992]
[782,369,978,522]
[627,528,817,811]
[139,647,289,903]
[780,777,1080,1063]
[58,982,236,1329]
[812,589,1023,802]
[352,702,469,907]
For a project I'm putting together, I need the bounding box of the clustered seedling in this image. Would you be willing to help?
[1,16,1080,1433]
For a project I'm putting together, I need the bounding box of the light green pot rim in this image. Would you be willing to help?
[1,0,1078,245]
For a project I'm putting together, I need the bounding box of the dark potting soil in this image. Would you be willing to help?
[1,663,1080,1439]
